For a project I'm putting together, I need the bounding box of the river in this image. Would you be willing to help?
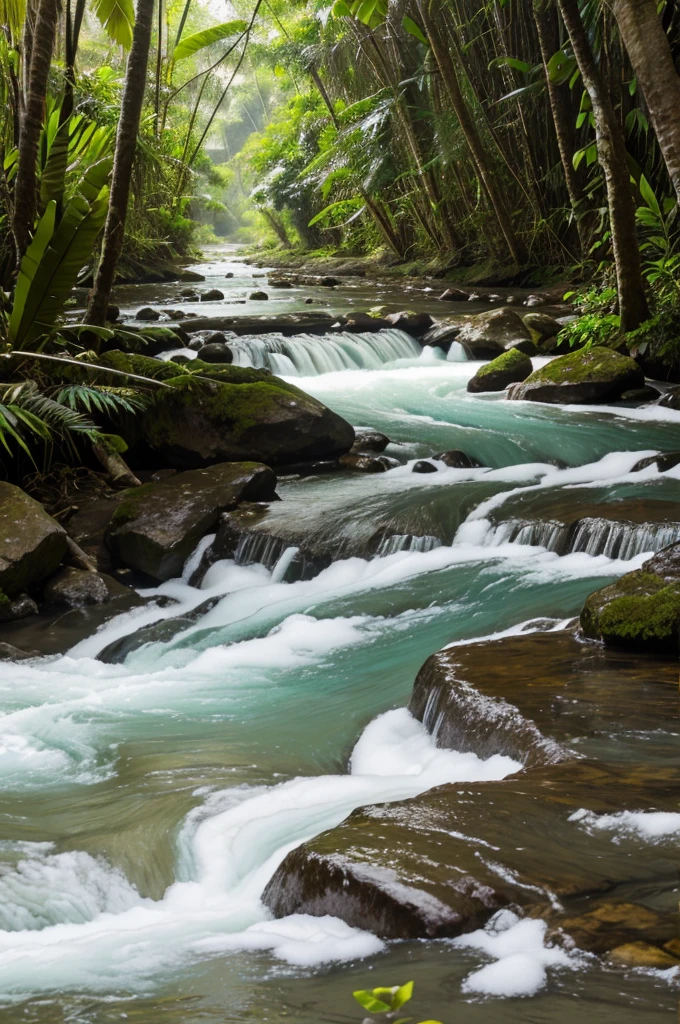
[1,248,679,1022]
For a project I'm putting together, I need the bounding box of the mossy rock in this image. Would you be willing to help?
[467,348,532,393]
[581,569,680,653]
[0,484,67,596]
[508,347,644,404]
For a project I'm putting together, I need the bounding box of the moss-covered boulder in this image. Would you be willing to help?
[105,461,277,581]
[581,543,680,653]
[508,348,644,404]
[457,308,534,359]
[522,312,562,341]
[0,484,67,597]
[141,362,355,469]
[467,348,532,393]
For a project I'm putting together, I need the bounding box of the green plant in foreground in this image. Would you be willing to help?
[353,981,442,1024]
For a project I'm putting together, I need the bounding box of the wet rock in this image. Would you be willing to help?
[436,449,483,468]
[0,484,67,597]
[200,289,224,301]
[522,312,562,340]
[632,450,680,472]
[166,309,187,321]
[524,294,544,307]
[137,360,355,469]
[508,348,644,404]
[351,428,391,453]
[105,462,277,582]
[42,567,110,607]
[304,297,314,304]
[581,543,680,652]
[339,454,393,473]
[105,305,120,323]
[225,272,234,278]
[619,385,660,403]
[268,277,295,289]
[385,311,435,337]
[97,600,217,664]
[135,306,160,321]
[457,308,532,359]
[198,342,233,364]
[542,903,678,955]
[320,276,340,286]
[176,313,336,337]
[421,323,462,350]
[180,288,199,298]
[249,291,269,301]
[412,460,438,474]
[0,642,38,661]
[0,594,39,622]
[437,287,470,302]
[170,354,190,366]
[607,942,679,969]
[342,311,391,332]
[178,269,205,283]
[658,385,680,409]
[467,348,532,393]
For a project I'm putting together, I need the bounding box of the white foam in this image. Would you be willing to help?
[569,808,680,842]
[452,909,580,997]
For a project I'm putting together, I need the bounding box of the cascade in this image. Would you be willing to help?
[375,534,442,556]
[482,517,680,559]
[227,329,421,375]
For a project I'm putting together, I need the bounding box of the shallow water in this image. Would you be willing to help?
[3,252,680,1022]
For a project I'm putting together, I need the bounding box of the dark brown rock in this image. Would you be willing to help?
[508,348,644,404]
[0,484,67,597]
[457,308,533,359]
[43,567,110,607]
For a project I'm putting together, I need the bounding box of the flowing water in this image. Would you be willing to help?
[2,252,680,1022]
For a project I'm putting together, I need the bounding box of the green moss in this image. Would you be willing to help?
[525,347,638,386]
[109,482,158,528]
[581,571,680,650]
[0,589,10,608]
[476,348,531,379]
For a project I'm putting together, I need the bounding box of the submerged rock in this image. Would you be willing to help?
[42,567,111,607]
[135,307,160,321]
[0,484,67,597]
[436,449,483,468]
[456,308,533,359]
[467,348,532,393]
[106,462,277,581]
[339,453,394,473]
[508,348,644,404]
[412,460,438,474]
[581,542,680,652]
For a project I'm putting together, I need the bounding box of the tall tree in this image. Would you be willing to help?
[557,0,648,331]
[611,0,680,206]
[87,0,155,326]
[12,0,59,259]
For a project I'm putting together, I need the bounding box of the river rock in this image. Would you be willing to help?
[320,276,340,286]
[180,288,199,298]
[412,460,438,474]
[385,311,434,337]
[178,269,205,282]
[139,362,355,469]
[658,385,680,409]
[467,348,532,393]
[437,287,470,302]
[0,642,39,661]
[268,277,295,288]
[42,567,110,607]
[632,450,680,472]
[0,594,39,622]
[421,323,461,350]
[105,462,277,581]
[507,348,644,404]
[135,307,160,321]
[436,449,483,468]
[198,342,233,364]
[0,484,67,597]
[456,308,532,359]
[581,542,680,653]
[341,311,391,332]
[339,454,393,473]
[176,313,336,336]
[351,428,391,453]
[522,312,562,340]
[201,289,224,301]
[249,291,269,301]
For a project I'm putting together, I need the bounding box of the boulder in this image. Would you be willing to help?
[522,312,562,340]
[581,543,680,653]
[176,313,336,336]
[507,348,644,404]
[135,307,160,321]
[0,642,39,661]
[385,311,434,337]
[659,385,680,409]
[198,342,233,364]
[632,450,680,473]
[619,385,660,403]
[178,270,205,282]
[320,276,340,287]
[412,460,438,474]
[139,362,355,469]
[436,449,483,468]
[268,277,295,289]
[421,323,462,350]
[0,484,67,597]
[342,311,391,332]
[105,462,277,581]
[467,348,532,393]
[437,287,470,302]
[351,428,391,453]
[339,454,393,473]
[180,288,199,298]
[42,567,110,607]
[456,308,533,359]
[524,294,544,307]
[0,594,39,622]
[200,289,224,301]
[249,291,269,301]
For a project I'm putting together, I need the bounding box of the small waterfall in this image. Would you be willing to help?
[233,533,289,570]
[483,517,680,560]
[376,534,442,556]
[228,329,421,375]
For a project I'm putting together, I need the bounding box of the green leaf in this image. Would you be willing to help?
[91,0,134,49]
[392,981,415,1011]
[173,20,248,62]
[402,16,428,45]
[352,990,392,1013]
[639,174,661,217]
[547,49,576,84]
[489,55,531,74]
[9,201,57,345]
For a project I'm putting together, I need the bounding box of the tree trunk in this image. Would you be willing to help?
[87,0,155,327]
[533,0,588,254]
[611,0,680,206]
[557,0,648,332]
[13,0,59,260]
[260,208,292,248]
[417,0,527,264]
